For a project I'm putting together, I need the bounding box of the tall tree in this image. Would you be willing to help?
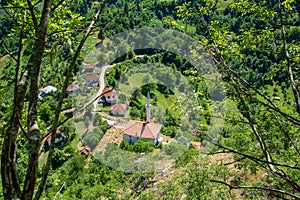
[0,0,110,199]
[192,0,300,198]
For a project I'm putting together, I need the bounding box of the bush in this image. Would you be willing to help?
[84,132,101,149]
[52,149,67,169]
[162,126,179,138]
[63,145,76,155]
[120,141,133,151]
[132,140,154,153]
[120,140,154,153]
[163,142,186,157]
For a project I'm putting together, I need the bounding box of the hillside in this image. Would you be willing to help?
[0,0,300,199]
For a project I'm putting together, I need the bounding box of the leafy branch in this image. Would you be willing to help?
[34,1,108,199]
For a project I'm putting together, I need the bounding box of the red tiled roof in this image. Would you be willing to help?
[85,146,91,152]
[80,149,89,155]
[191,141,201,150]
[102,87,116,98]
[84,74,99,82]
[67,84,79,92]
[121,120,162,140]
[84,64,95,69]
[190,130,200,136]
[80,146,91,156]
[110,103,128,114]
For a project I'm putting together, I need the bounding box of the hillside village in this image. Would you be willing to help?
[33,40,299,199]
[62,61,201,158]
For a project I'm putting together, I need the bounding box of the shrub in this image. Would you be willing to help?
[133,140,154,153]
[84,132,101,149]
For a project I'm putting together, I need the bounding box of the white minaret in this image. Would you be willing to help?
[146,91,151,123]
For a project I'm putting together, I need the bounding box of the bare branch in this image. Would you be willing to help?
[201,35,300,127]
[15,10,26,87]
[26,0,38,29]
[210,141,300,170]
[33,0,43,7]
[270,111,300,156]
[223,156,246,166]
[1,45,18,62]
[243,90,300,127]
[210,180,300,199]
[50,0,66,13]
[0,6,26,9]
[215,51,300,191]
[279,0,300,116]
[18,118,28,140]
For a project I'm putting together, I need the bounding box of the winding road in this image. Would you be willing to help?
[92,64,116,126]
[93,65,108,113]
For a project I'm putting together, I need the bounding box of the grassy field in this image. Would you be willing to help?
[75,121,87,136]
[116,71,183,123]
[80,34,100,64]
[118,73,146,95]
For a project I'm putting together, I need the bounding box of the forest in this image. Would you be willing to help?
[0,0,300,199]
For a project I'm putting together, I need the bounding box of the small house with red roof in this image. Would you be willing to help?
[189,130,200,136]
[101,87,117,105]
[110,103,128,116]
[190,141,201,150]
[80,146,91,156]
[121,92,162,146]
[84,64,95,73]
[66,84,80,94]
[85,74,99,88]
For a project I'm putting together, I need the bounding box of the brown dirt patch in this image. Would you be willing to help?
[92,127,123,155]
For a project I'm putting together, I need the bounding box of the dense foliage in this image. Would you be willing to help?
[0,0,300,199]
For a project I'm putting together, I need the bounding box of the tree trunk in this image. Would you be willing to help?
[21,0,52,199]
[1,10,28,200]
[1,130,22,200]
[34,1,107,198]
[1,70,29,199]
[21,125,41,200]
